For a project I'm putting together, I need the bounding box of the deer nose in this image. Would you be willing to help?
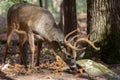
[70,59,77,70]
[70,64,77,70]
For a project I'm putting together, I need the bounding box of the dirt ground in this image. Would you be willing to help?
[1,67,120,80]
[0,44,120,80]
[0,68,117,80]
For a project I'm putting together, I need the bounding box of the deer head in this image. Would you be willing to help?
[63,28,100,69]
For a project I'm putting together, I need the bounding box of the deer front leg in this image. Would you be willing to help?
[4,27,14,63]
[19,34,27,68]
[36,40,43,66]
[27,33,35,68]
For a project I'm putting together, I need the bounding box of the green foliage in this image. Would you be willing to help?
[42,0,59,18]
[10,0,32,3]
[11,0,24,3]
[0,27,7,33]
[0,40,6,44]
[0,0,33,15]
[76,0,87,13]
[0,1,13,15]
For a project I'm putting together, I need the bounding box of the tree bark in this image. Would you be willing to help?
[58,2,64,31]
[39,0,43,7]
[87,0,120,64]
[63,0,77,35]
[45,0,48,9]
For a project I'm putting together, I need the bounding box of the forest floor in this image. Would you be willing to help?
[0,44,120,80]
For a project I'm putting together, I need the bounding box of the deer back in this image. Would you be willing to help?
[7,3,64,42]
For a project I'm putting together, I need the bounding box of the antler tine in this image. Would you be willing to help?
[92,38,98,44]
[64,29,78,40]
[64,29,79,50]
[86,31,95,39]
[67,34,86,50]
[74,38,86,51]
[84,31,100,50]
[64,29,100,51]
[76,38,100,51]
[64,28,86,50]
[69,34,79,43]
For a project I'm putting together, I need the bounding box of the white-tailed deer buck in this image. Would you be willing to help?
[4,3,100,69]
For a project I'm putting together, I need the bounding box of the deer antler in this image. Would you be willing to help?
[64,28,100,51]
[64,28,86,50]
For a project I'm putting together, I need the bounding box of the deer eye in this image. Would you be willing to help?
[66,55,71,59]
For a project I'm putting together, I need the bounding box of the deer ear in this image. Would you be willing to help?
[59,41,64,46]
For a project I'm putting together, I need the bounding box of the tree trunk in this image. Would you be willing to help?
[63,0,77,61]
[87,0,120,64]
[63,0,77,35]
[39,0,43,7]
[45,0,48,9]
[58,2,64,31]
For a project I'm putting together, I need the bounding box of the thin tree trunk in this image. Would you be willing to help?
[45,0,48,9]
[58,2,64,31]
[63,0,77,61]
[63,0,77,35]
[39,0,43,7]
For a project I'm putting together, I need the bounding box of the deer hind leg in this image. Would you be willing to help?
[36,40,43,66]
[19,34,27,68]
[27,33,35,67]
[4,27,14,63]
